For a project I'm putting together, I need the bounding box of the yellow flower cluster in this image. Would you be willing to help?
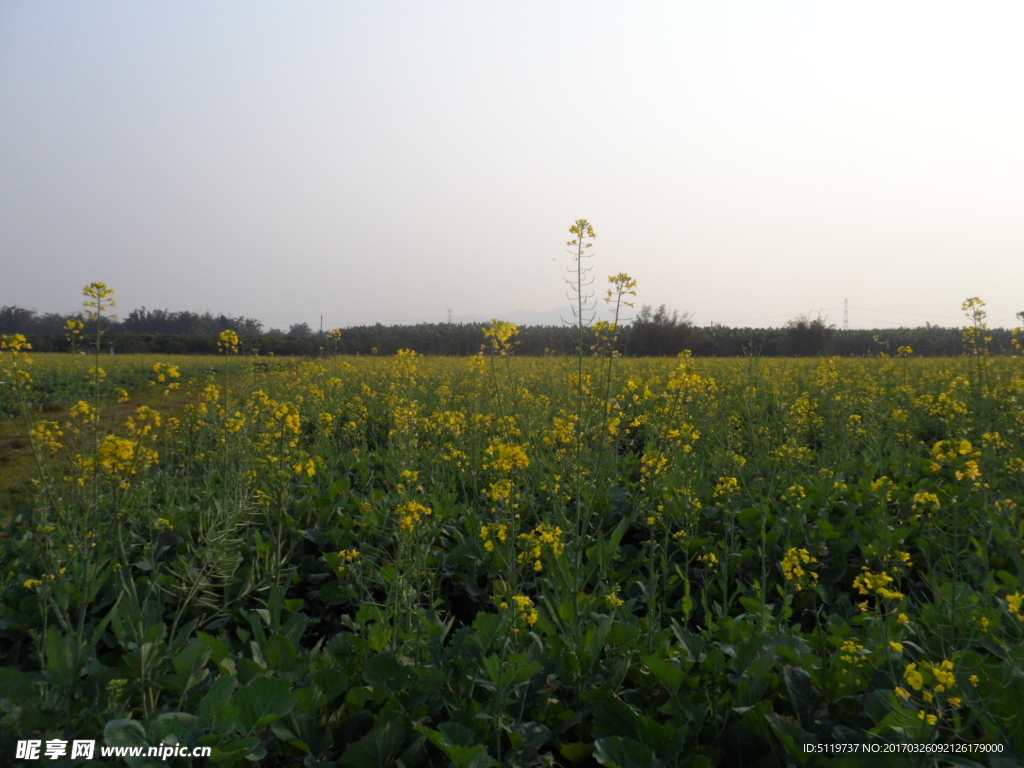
[293,458,318,477]
[713,476,740,498]
[912,492,941,512]
[1,333,32,353]
[699,552,718,568]
[69,400,98,423]
[853,567,904,601]
[126,405,161,438]
[1006,592,1024,621]
[482,319,519,355]
[781,547,818,591]
[783,484,807,501]
[76,433,160,483]
[0,334,33,389]
[484,441,530,474]
[929,439,983,484]
[30,421,63,453]
[640,451,670,489]
[396,501,432,532]
[836,638,870,688]
[899,660,961,724]
[480,523,508,552]
[151,362,181,394]
[517,524,564,571]
[336,548,360,573]
[487,479,514,503]
[218,329,240,354]
[508,594,538,626]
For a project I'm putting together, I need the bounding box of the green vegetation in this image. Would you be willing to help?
[2,236,1023,765]
[3,345,1024,765]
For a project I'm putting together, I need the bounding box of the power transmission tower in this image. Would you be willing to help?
[843,299,849,330]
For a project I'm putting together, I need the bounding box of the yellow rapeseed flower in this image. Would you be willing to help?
[905,663,924,691]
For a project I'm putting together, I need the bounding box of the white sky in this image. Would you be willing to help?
[2,1,1022,330]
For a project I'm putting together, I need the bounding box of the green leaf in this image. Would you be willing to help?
[265,635,297,674]
[437,722,475,746]
[153,712,199,745]
[559,742,593,763]
[584,614,613,669]
[634,715,683,762]
[104,719,163,768]
[209,735,261,764]
[277,712,332,757]
[104,718,148,748]
[782,665,828,728]
[482,654,502,685]
[764,711,809,757]
[173,639,212,676]
[414,723,497,768]
[642,654,685,696]
[296,684,328,715]
[340,720,407,768]
[171,640,212,694]
[468,612,503,651]
[232,676,297,733]
[0,667,34,702]
[507,659,543,686]
[594,736,666,768]
[363,653,412,698]
[198,676,237,728]
[43,627,76,683]
[592,692,641,741]
[313,668,349,701]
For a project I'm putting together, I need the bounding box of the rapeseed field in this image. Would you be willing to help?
[2,275,1023,765]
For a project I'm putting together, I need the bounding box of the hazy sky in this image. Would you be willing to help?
[2,2,1022,330]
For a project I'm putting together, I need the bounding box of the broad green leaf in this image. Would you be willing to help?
[642,654,685,695]
[265,635,297,674]
[232,676,297,733]
[559,742,593,763]
[198,676,237,728]
[173,639,212,676]
[0,667,34,702]
[594,736,666,768]
[153,712,199,746]
[104,719,162,768]
[592,692,641,741]
[437,722,475,746]
[340,720,407,768]
[783,665,828,727]
[363,653,411,697]
[414,723,497,768]
[104,718,148,748]
[482,654,502,685]
[313,668,349,701]
[209,735,261,764]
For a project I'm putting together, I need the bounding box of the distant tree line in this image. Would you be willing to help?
[3,304,1021,357]
[0,306,264,337]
